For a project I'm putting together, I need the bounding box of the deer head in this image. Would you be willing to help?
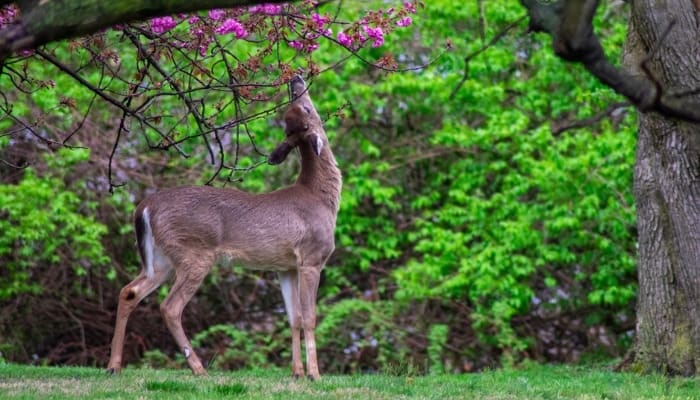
[268,75,325,165]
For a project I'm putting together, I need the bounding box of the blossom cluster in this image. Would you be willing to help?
[0,5,18,30]
[333,1,416,52]
[143,1,418,56]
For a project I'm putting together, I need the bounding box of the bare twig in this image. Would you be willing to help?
[35,48,190,156]
[123,27,213,161]
[450,15,527,99]
[551,101,631,135]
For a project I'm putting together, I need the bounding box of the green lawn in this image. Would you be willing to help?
[1,363,699,399]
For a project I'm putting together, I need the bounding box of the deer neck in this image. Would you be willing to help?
[296,139,342,212]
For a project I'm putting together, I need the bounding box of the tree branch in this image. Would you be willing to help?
[550,101,630,136]
[35,48,188,157]
[449,15,526,99]
[520,0,700,124]
[0,0,290,60]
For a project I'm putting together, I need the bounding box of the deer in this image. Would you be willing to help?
[106,75,341,380]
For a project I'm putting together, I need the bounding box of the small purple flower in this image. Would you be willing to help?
[208,9,224,20]
[289,40,304,50]
[199,43,209,57]
[150,16,177,34]
[188,16,199,24]
[404,1,417,13]
[311,13,330,27]
[0,5,18,29]
[215,18,247,38]
[190,27,204,38]
[249,4,283,14]
[362,25,384,48]
[397,16,412,27]
[337,31,353,47]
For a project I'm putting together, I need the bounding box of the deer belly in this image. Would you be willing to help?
[219,248,297,271]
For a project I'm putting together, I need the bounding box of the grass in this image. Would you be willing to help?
[1,362,699,399]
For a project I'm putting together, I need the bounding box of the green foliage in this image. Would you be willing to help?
[191,324,271,370]
[0,148,109,300]
[329,0,637,357]
[317,299,410,373]
[427,324,448,375]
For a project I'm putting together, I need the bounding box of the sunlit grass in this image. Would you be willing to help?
[1,363,699,399]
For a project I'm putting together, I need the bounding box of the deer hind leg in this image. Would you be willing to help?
[278,270,304,378]
[298,266,322,380]
[107,264,172,374]
[160,256,212,375]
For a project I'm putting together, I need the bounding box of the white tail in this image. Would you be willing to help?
[107,76,341,380]
[139,208,155,279]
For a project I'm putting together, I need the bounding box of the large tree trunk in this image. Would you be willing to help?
[626,0,700,376]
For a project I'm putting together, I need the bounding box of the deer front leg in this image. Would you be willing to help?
[160,263,210,375]
[278,270,304,378]
[298,266,322,380]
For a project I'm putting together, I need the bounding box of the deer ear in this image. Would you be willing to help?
[308,134,323,157]
[268,141,293,165]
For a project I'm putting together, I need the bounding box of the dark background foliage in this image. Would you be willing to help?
[0,1,637,374]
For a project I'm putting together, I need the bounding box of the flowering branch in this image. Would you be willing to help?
[0,0,290,60]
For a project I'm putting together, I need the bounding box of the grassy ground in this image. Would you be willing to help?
[1,363,699,399]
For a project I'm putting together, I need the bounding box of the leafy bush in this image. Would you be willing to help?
[0,148,109,300]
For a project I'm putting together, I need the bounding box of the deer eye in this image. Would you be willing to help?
[303,106,311,114]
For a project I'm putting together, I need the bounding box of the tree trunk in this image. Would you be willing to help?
[625,0,700,376]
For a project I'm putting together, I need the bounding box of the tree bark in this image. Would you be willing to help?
[625,0,700,376]
[0,0,288,60]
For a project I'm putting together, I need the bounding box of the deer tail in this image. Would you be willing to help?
[135,207,155,279]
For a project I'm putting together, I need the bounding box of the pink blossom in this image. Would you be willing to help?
[289,40,304,50]
[150,16,177,34]
[208,9,224,20]
[188,16,199,24]
[215,18,248,38]
[362,25,384,48]
[199,43,210,57]
[311,13,330,28]
[0,5,18,30]
[289,40,319,53]
[249,4,283,15]
[337,31,353,47]
[404,1,417,14]
[190,27,205,38]
[397,16,412,27]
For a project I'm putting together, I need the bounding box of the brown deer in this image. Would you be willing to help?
[106,75,341,380]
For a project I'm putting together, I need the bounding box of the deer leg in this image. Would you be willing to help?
[278,270,304,378]
[298,266,321,380]
[107,267,171,374]
[160,261,210,375]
